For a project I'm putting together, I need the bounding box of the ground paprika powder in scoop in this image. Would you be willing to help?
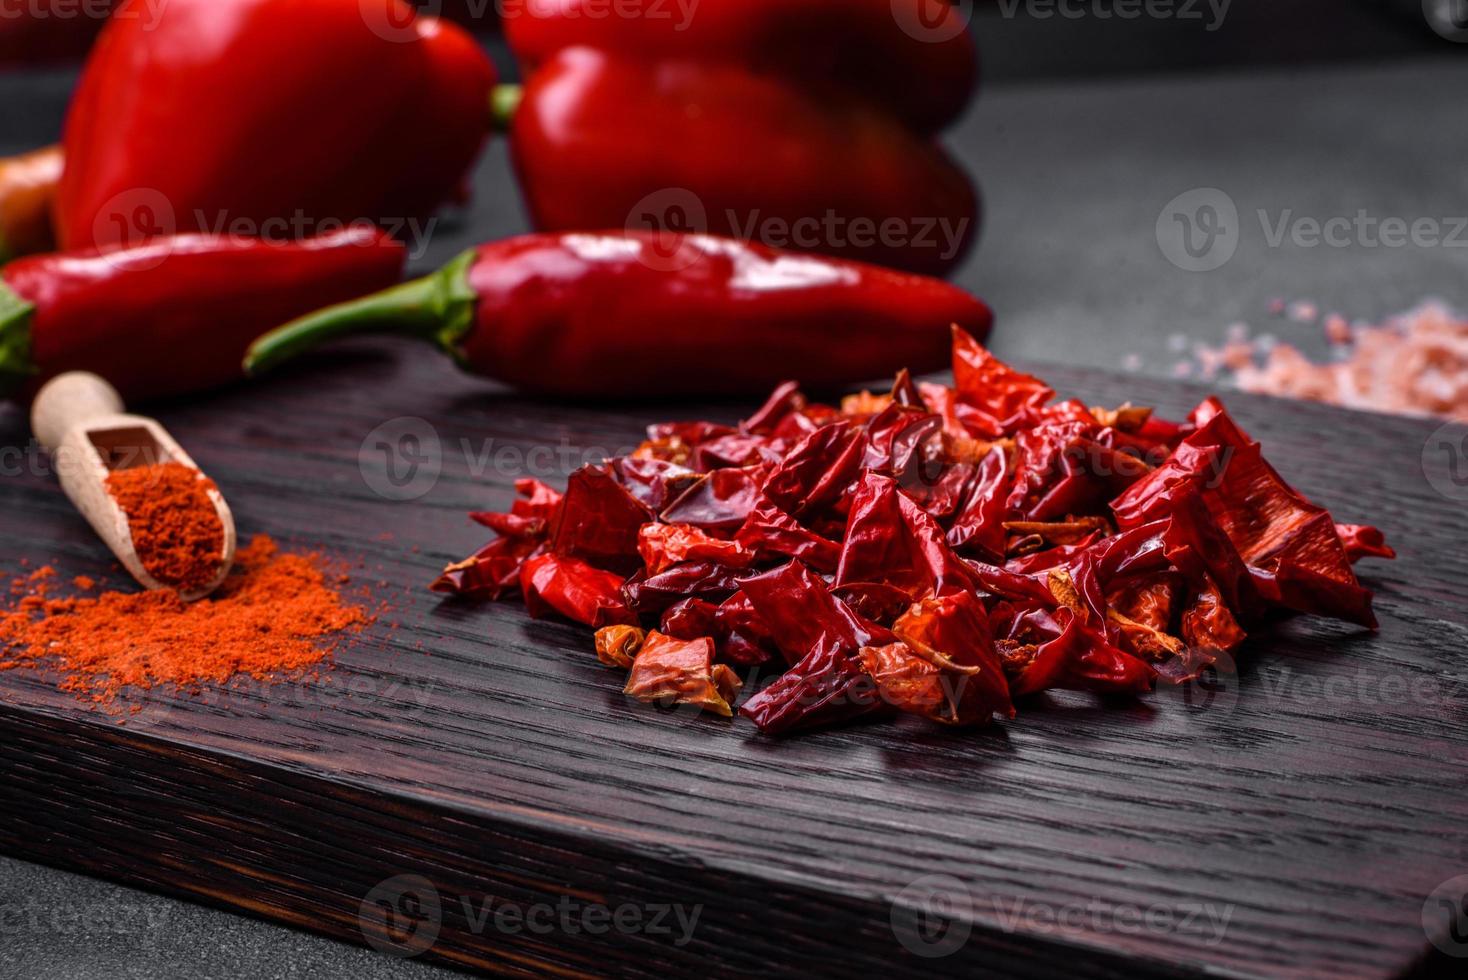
[105,461,226,595]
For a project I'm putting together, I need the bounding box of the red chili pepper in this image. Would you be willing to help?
[0,1,111,68]
[55,0,494,251]
[0,228,405,401]
[244,232,994,397]
[0,147,63,264]
[499,0,979,276]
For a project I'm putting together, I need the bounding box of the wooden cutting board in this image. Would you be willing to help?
[0,340,1462,978]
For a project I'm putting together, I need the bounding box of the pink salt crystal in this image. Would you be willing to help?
[1324,314,1352,345]
[1220,340,1256,371]
[1199,300,1468,423]
[1287,301,1318,324]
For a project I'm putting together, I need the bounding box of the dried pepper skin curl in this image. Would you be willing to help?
[435,328,1394,737]
[246,232,993,398]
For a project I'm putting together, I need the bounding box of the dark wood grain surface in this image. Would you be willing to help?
[0,340,1462,978]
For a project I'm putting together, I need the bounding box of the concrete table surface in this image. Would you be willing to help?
[1,35,1463,980]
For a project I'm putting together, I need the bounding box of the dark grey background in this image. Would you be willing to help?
[2,3,1465,977]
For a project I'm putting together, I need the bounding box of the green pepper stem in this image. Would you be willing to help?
[243,249,479,376]
[490,84,523,133]
[0,279,36,398]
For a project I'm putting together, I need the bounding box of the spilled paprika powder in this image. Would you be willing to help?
[105,461,225,594]
[0,536,368,707]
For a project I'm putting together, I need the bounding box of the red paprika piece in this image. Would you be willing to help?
[245,232,992,397]
[55,0,494,251]
[435,328,1395,738]
[106,462,225,594]
[0,228,404,402]
[500,0,979,276]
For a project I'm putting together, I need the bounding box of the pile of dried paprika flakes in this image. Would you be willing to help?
[433,328,1395,735]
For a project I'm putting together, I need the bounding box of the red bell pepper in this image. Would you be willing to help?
[500,0,980,276]
[55,0,494,251]
[0,147,63,264]
[244,231,994,398]
[0,227,405,401]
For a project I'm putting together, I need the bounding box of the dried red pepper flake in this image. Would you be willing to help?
[434,328,1393,736]
[594,625,646,669]
[637,523,753,576]
[520,553,636,629]
[621,632,741,717]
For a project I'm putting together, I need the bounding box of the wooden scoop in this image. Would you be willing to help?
[30,372,237,601]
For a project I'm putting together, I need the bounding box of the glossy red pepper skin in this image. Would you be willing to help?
[503,1,979,276]
[506,0,976,136]
[55,0,494,251]
[245,232,994,398]
[0,228,405,402]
